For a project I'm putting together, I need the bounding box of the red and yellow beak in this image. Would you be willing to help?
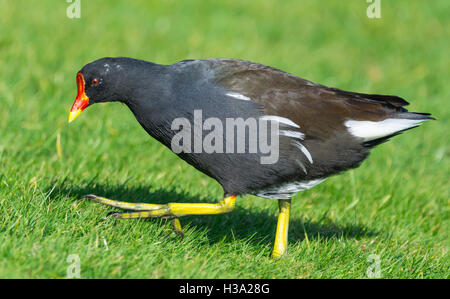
[68,73,89,123]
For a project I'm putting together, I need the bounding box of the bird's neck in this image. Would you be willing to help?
[123,63,171,112]
[123,64,175,145]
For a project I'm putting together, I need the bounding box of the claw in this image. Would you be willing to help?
[171,218,184,239]
[105,211,120,219]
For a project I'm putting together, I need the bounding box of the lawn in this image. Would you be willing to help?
[0,0,448,278]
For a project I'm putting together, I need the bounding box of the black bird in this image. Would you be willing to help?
[68,57,433,258]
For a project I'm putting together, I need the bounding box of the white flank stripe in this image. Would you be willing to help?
[260,116,311,165]
[345,118,426,141]
[295,159,308,174]
[226,92,251,101]
[260,115,300,128]
[280,130,305,140]
[292,140,313,164]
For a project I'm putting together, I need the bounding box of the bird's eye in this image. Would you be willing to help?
[91,78,100,86]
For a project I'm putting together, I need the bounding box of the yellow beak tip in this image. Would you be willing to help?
[68,110,82,123]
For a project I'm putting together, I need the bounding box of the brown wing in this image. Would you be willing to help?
[211,59,409,141]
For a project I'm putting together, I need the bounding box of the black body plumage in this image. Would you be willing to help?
[78,57,433,199]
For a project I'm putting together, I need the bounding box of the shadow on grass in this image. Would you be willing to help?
[49,181,379,245]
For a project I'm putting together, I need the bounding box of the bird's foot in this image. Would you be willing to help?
[83,194,182,237]
[82,194,237,237]
[82,194,236,217]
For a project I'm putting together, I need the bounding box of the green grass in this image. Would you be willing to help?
[0,0,448,278]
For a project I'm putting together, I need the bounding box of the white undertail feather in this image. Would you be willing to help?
[344,118,428,141]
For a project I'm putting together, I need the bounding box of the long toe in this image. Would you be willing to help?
[80,194,98,200]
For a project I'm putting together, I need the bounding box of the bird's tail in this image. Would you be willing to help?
[358,111,435,147]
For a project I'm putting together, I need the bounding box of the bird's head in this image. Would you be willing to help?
[68,57,145,123]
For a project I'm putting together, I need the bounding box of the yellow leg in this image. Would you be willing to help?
[84,194,236,217]
[272,199,291,259]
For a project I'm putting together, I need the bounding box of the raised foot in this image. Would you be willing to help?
[81,194,237,238]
